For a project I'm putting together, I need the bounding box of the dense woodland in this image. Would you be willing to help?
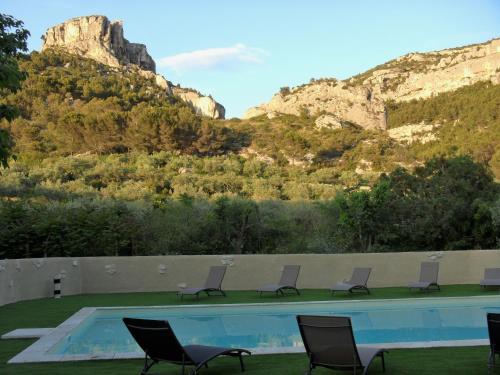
[0,19,499,257]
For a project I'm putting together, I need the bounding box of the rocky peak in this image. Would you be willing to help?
[42,15,156,72]
[41,15,225,119]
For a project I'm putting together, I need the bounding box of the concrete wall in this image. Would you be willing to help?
[0,258,83,306]
[1,250,500,306]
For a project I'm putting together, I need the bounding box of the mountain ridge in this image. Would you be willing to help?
[244,38,500,130]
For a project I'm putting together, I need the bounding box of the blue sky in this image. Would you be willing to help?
[3,0,500,118]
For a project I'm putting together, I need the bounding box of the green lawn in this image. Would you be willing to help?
[1,285,499,374]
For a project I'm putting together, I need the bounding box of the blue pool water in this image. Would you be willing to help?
[50,296,500,355]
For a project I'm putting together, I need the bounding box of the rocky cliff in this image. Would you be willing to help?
[42,15,156,71]
[245,81,386,130]
[361,38,500,102]
[41,15,225,119]
[244,38,500,129]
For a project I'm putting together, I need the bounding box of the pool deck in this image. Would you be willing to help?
[5,296,495,364]
[1,328,54,340]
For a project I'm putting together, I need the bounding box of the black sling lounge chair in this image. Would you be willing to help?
[488,313,500,373]
[123,317,251,375]
[408,262,440,291]
[178,266,227,300]
[297,315,387,375]
[331,267,372,295]
[257,265,301,296]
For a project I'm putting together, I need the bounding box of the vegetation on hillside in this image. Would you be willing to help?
[0,152,346,201]
[0,24,498,257]
[1,51,239,157]
[387,81,500,177]
[1,49,498,181]
[0,156,497,258]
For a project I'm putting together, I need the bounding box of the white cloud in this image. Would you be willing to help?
[158,43,266,72]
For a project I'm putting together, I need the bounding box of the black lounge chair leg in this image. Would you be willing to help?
[296,288,300,295]
[239,353,245,372]
[305,359,313,375]
[381,352,386,372]
[141,354,156,375]
[221,290,226,297]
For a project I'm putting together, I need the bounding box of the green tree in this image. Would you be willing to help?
[334,183,391,252]
[126,103,199,153]
[0,14,30,166]
[379,156,498,250]
[213,197,261,254]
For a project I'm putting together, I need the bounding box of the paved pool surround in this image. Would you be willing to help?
[1,250,500,306]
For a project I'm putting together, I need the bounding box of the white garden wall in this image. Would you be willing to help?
[1,250,499,306]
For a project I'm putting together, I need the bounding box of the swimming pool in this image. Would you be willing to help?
[9,296,500,363]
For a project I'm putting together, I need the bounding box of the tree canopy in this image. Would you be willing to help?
[0,13,30,167]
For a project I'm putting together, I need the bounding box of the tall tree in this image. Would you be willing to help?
[379,156,498,250]
[0,14,30,166]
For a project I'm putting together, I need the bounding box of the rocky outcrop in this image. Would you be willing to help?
[172,87,225,119]
[243,107,267,119]
[42,15,155,72]
[137,69,172,95]
[244,81,386,130]
[314,114,343,130]
[387,123,439,144]
[244,38,500,129]
[41,15,225,119]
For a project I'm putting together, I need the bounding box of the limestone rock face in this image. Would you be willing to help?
[41,15,225,119]
[42,15,156,72]
[244,81,386,130]
[314,114,343,130]
[364,38,500,102]
[244,38,500,130]
[172,87,225,119]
